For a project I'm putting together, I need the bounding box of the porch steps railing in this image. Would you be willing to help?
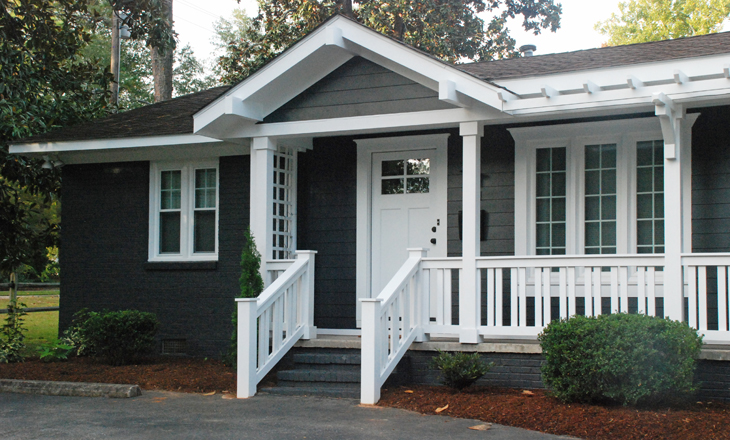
[361,249,427,404]
[682,253,730,343]
[236,251,316,398]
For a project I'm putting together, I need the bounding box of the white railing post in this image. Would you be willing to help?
[236,298,258,398]
[409,248,428,342]
[297,250,317,340]
[459,121,484,343]
[360,298,383,405]
[251,137,277,283]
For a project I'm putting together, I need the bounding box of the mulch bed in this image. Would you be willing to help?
[378,385,730,440]
[0,356,235,394]
[1,357,729,439]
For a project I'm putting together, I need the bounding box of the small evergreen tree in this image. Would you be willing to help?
[224,228,264,366]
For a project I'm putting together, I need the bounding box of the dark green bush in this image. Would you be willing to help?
[538,313,703,405]
[0,301,27,363]
[431,350,493,390]
[79,310,159,366]
[61,308,94,357]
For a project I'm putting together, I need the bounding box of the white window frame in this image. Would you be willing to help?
[510,118,664,256]
[148,159,219,262]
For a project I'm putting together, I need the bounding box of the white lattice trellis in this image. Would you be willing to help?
[272,147,297,259]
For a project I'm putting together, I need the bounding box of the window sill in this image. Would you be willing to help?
[143,261,217,271]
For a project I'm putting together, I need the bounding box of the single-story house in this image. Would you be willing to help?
[11,14,730,403]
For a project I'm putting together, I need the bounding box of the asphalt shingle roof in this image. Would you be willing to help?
[457,31,730,81]
[20,86,232,144]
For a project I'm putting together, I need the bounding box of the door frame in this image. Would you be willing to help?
[354,133,450,326]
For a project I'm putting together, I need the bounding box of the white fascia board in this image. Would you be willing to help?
[502,77,730,116]
[223,107,502,139]
[9,133,228,155]
[497,54,730,96]
[194,16,505,136]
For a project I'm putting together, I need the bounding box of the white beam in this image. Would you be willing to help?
[724,65,730,79]
[224,96,263,122]
[541,85,558,98]
[497,91,516,102]
[438,80,470,107]
[627,75,643,89]
[583,81,600,94]
[674,70,689,85]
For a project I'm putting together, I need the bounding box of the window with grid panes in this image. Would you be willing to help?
[535,148,566,255]
[584,144,617,254]
[636,140,665,253]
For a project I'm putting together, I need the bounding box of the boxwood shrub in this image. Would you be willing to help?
[79,310,159,366]
[538,313,703,406]
[431,350,493,390]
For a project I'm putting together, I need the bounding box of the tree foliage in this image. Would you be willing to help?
[217,0,562,84]
[596,0,730,46]
[0,0,177,279]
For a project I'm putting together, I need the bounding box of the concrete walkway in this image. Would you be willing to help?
[0,391,576,439]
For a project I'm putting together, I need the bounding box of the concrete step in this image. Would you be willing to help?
[277,369,360,384]
[292,352,361,366]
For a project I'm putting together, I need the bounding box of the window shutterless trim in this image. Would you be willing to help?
[148,159,219,262]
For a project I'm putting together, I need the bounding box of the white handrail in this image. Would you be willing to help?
[237,250,317,398]
[361,248,426,405]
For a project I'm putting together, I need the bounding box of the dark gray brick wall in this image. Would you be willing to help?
[297,137,358,329]
[59,156,249,357]
[401,351,730,402]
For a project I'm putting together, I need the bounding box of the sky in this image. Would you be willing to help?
[172,0,624,64]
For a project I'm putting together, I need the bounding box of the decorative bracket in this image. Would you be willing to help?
[652,92,684,160]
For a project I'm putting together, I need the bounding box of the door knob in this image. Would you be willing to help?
[430,238,437,244]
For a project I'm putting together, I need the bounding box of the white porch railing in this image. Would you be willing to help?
[265,259,296,285]
[682,253,730,343]
[360,249,427,404]
[361,250,730,403]
[237,251,316,398]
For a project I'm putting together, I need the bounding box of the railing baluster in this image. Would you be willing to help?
[568,267,576,317]
[495,268,503,327]
[719,266,728,332]
[444,269,452,325]
[435,268,444,325]
[610,267,618,315]
[647,267,656,317]
[487,268,495,327]
[518,267,527,327]
[542,268,550,327]
[534,267,542,327]
[698,266,708,330]
[559,267,567,321]
[592,268,602,317]
[619,266,629,313]
[584,267,593,317]
[511,268,518,327]
[637,268,646,315]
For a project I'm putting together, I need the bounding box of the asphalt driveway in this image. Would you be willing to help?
[0,391,576,439]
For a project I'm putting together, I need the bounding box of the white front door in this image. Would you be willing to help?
[371,148,447,295]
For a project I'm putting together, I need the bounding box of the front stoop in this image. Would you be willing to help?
[261,349,362,399]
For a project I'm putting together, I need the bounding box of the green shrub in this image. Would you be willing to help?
[37,340,74,362]
[79,309,159,366]
[431,350,493,390]
[0,301,27,363]
[538,313,703,405]
[61,308,94,357]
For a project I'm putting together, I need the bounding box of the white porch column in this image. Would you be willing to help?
[655,94,695,321]
[459,121,484,343]
[251,136,276,282]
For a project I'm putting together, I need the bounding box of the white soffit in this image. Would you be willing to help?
[496,54,730,116]
[193,16,506,139]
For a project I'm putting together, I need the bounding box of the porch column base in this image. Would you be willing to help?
[459,327,482,344]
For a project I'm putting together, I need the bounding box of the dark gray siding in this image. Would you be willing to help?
[59,156,249,357]
[446,126,516,258]
[692,106,730,252]
[297,138,358,329]
[263,57,455,123]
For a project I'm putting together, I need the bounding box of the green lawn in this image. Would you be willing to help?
[0,294,60,356]
[1,289,60,296]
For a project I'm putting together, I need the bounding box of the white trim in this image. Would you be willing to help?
[10,133,232,154]
[148,159,220,262]
[355,133,450,326]
[510,118,665,257]
[316,328,362,336]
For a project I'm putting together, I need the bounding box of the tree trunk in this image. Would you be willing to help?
[338,0,354,18]
[151,0,173,102]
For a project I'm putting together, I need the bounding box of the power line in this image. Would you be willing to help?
[175,15,216,35]
[176,0,224,21]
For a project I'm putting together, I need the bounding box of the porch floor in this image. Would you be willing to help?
[295,334,730,359]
